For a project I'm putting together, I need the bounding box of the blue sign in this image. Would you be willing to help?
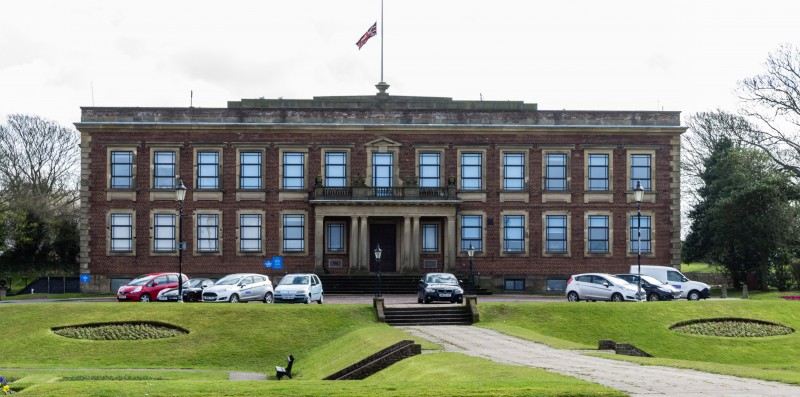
[80,274,91,283]
[272,256,283,270]
[264,259,272,268]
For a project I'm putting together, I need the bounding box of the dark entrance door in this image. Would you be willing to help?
[369,223,396,273]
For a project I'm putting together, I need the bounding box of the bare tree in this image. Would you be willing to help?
[0,114,79,209]
[738,43,800,180]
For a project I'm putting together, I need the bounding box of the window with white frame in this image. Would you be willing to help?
[153,214,176,252]
[110,151,134,189]
[283,214,305,252]
[419,153,441,187]
[461,153,482,190]
[326,223,344,252]
[422,224,439,252]
[630,154,652,190]
[153,151,176,189]
[239,151,262,190]
[503,153,525,191]
[196,214,219,252]
[460,215,483,252]
[630,214,652,253]
[110,213,133,252]
[545,153,568,191]
[545,215,568,253]
[283,152,305,189]
[503,215,525,253]
[239,214,262,252]
[587,153,609,191]
[325,152,347,187]
[197,151,220,190]
[587,215,609,253]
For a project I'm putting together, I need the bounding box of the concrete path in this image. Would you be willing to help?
[401,325,800,397]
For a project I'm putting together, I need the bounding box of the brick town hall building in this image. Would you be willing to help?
[77,84,684,293]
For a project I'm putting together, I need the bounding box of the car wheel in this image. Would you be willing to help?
[417,297,423,304]
[317,293,324,304]
[305,294,311,304]
[687,290,701,301]
[186,294,197,302]
[647,293,660,302]
[567,291,580,302]
[263,292,274,304]
[457,297,463,304]
[611,293,624,302]
[424,297,431,304]
[229,294,240,303]
[139,293,151,302]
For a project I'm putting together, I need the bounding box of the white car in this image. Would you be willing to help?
[274,273,324,304]
[632,265,711,301]
[566,273,641,302]
[201,273,274,303]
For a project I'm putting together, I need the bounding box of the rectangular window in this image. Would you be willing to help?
[505,279,525,291]
[545,153,568,191]
[503,215,525,253]
[422,224,439,252]
[153,214,176,252]
[587,215,609,253]
[239,152,262,190]
[503,153,525,191]
[197,151,219,190]
[630,154,652,190]
[110,213,133,252]
[239,214,262,252]
[283,152,305,189]
[110,151,134,189]
[630,215,652,253]
[587,154,609,191]
[197,214,219,252]
[283,214,305,252]
[325,152,347,187]
[327,223,344,252]
[153,151,176,189]
[461,153,482,190]
[419,153,441,188]
[461,215,483,252]
[546,215,568,253]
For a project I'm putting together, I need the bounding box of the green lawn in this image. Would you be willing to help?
[680,262,719,273]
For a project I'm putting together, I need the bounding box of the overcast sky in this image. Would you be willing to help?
[1,0,798,127]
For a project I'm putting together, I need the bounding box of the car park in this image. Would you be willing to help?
[614,274,681,301]
[566,273,641,302]
[418,272,464,304]
[157,278,215,302]
[632,265,711,301]
[201,273,274,303]
[117,272,187,302]
[274,273,324,304]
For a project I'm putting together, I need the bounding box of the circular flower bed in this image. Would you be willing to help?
[671,318,794,337]
[52,321,188,340]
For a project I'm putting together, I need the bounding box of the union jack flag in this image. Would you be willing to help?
[356,22,378,50]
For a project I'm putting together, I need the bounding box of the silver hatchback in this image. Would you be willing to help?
[566,273,640,302]
[202,273,274,303]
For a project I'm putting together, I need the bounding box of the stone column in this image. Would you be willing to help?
[402,216,411,270]
[445,215,456,271]
[359,216,369,271]
[314,215,324,273]
[411,216,420,270]
[349,216,359,273]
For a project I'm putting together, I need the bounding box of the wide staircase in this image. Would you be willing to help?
[383,305,474,326]
[319,274,492,295]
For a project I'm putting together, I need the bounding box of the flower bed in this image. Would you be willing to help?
[670,318,794,337]
[52,321,188,340]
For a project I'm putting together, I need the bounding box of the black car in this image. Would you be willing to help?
[614,274,681,301]
[418,273,464,304]
[157,278,215,302]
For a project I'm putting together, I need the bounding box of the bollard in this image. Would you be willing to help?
[742,285,748,299]
[721,284,727,299]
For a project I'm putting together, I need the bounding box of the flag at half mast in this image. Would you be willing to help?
[356,22,377,49]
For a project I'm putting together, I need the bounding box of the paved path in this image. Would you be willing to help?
[401,325,800,397]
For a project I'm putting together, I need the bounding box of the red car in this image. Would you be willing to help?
[117,273,187,302]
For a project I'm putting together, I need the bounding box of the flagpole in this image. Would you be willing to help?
[380,0,384,82]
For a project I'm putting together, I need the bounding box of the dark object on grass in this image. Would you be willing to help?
[276,355,294,380]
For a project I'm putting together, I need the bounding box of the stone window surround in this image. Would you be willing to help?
[584,210,613,258]
[278,145,309,201]
[106,145,138,201]
[414,146,446,188]
[540,145,574,204]
[192,145,224,202]
[147,143,182,201]
[320,146,352,187]
[193,209,222,256]
[499,210,529,257]
[457,211,486,258]
[234,145,267,201]
[237,209,266,256]
[365,141,401,188]
[280,209,308,256]
[106,209,136,256]
[456,146,488,202]
[542,210,571,257]
[626,147,657,191]
[149,209,178,256]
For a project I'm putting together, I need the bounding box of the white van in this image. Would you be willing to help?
[630,265,710,301]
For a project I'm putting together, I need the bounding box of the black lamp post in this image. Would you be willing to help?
[467,243,475,295]
[374,244,383,297]
[633,180,645,302]
[175,179,187,303]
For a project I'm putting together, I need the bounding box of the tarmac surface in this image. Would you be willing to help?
[402,325,800,397]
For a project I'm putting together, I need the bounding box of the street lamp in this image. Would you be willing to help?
[373,244,383,297]
[633,180,645,302]
[175,178,187,303]
[467,243,475,295]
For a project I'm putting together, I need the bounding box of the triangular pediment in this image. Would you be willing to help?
[364,137,402,148]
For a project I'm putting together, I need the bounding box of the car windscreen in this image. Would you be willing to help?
[606,275,631,286]
[641,275,666,285]
[214,276,242,286]
[127,275,152,286]
[428,274,458,285]
[279,276,309,285]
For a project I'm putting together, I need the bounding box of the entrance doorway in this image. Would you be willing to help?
[369,223,396,273]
